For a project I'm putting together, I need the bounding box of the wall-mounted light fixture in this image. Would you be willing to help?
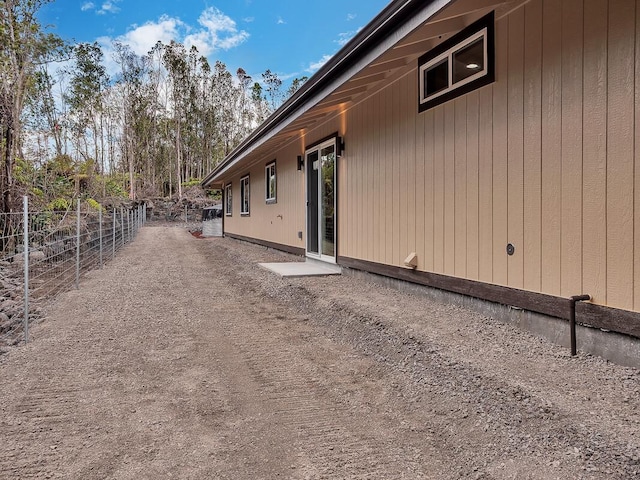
[336,137,345,158]
[297,155,304,171]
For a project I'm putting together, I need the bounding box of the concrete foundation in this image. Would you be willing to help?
[342,267,640,369]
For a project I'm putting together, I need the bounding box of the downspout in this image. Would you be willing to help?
[569,294,591,356]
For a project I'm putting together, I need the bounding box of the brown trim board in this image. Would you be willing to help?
[337,256,640,339]
[225,232,305,257]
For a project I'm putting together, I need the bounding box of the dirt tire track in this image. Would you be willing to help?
[0,226,638,479]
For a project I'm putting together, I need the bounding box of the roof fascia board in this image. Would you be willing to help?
[204,0,453,185]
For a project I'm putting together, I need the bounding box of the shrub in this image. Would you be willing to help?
[47,197,70,211]
[86,198,102,211]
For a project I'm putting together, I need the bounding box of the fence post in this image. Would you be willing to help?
[120,207,124,248]
[112,208,116,259]
[76,199,80,289]
[99,206,103,269]
[23,196,29,344]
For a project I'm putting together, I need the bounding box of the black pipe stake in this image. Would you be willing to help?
[569,294,591,356]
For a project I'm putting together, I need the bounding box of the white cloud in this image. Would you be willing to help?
[97,1,120,14]
[336,31,354,46]
[96,7,249,76]
[335,27,362,47]
[307,54,332,73]
[116,15,182,56]
[83,0,121,15]
[97,16,181,76]
[243,17,255,23]
[184,7,249,56]
[347,13,357,21]
[276,16,286,25]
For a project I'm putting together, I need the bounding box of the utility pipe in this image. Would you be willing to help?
[569,294,591,356]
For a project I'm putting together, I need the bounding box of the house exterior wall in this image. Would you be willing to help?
[222,111,344,252]
[338,0,639,313]
[222,141,306,250]
[219,0,640,316]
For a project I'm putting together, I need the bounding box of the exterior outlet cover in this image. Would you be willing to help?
[404,252,418,269]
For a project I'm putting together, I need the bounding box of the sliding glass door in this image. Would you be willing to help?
[306,139,336,262]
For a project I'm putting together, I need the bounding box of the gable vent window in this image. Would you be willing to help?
[419,12,494,112]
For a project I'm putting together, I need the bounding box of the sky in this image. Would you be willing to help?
[38,0,391,86]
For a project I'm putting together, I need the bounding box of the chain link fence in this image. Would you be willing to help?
[0,197,146,350]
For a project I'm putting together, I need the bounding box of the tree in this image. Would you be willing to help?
[0,0,63,212]
[24,66,66,159]
[251,82,268,125]
[162,40,188,199]
[113,42,152,199]
[262,69,282,112]
[3,9,297,206]
[236,68,253,137]
[286,76,308,99]
[65,42,109,193]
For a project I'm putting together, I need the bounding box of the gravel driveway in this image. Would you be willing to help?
[0,225,638,479]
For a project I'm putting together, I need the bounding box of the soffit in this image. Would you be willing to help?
[209,0,526,184]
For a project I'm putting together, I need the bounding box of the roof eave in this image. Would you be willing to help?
[202,0,454,187]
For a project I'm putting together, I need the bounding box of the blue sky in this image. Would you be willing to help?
[39,0,390,84]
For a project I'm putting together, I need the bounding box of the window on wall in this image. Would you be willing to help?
[240,175,250,215]
[225,184,232,216]
[265,161,276,204]
[418,12,494,112]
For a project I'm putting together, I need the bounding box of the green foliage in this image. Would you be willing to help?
[14,157,35,184]
[16,31,297,205]
[105,177,128,198]
[47,197,70,211]
[45,154,74,177]
[207,189,221,200]
[286,76,308,98]
[181,178,201,188]
[78,158,95,175]
[86,198,101,211]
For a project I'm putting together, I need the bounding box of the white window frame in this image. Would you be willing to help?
[240,175,250,216]
[419,28,488,105]
[225,183,232,216]
[418,12,494,112]
[265,161,276,204]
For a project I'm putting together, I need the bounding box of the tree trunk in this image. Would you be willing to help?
[1,122,13,214]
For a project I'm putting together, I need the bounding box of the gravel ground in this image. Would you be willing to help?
[0,224,638,479]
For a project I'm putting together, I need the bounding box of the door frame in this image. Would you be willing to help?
[305,135,338,264]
